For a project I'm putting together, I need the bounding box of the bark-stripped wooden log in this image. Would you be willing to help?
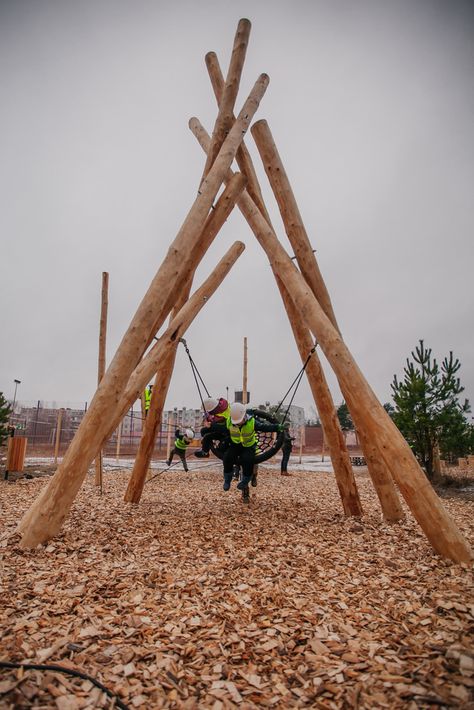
[189,119,472,562]
[251,119,404,522]
[17,72,268,548]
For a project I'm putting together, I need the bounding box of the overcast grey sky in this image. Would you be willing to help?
[1,0,473,419]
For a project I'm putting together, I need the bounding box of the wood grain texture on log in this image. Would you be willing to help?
[201,19,251,181]
[125,175,247,502]
[95,271,108,487]
[277,277,363,517]
[205,51,272,226]
[251,118,404,522]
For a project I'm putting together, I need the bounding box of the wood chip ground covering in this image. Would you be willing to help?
[1,466,473,709]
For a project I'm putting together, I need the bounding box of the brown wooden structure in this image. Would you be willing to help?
[16,19,472,563]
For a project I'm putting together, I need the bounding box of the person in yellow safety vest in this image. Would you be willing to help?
[144,385,153,417]
[194,396,230,458]
[222,402,285,492]
[166,428,194,473]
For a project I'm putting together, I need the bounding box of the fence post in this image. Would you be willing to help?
[54,409,64,465]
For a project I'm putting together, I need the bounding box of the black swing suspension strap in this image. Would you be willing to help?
[179,338,211,411]
[275,342,318,425]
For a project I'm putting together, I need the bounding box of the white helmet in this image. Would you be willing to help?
[185,428,194,439]
[203,397,219,413]
[230,402,247,424]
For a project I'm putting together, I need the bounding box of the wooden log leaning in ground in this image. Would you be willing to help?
[200,18,251,183]
[189,121,472,563]
[251,118,404,522]
[191,116,363,516]
[95,271,108,488]
[277,276,363,516]
[125,175,247,503]
[202,55,363,516]
[17,70,268,548]
[19,242,245,545]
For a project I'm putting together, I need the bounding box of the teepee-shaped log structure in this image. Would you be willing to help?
[17,18,472,564]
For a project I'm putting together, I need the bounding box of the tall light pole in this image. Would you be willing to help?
[12,379,21,413]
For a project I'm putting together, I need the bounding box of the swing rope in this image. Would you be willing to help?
[275,342,318,425]
[179,338,211,410]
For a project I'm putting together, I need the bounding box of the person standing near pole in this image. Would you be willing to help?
[144,385,153,417]
[166,428,194,473]
[281,430,295,476]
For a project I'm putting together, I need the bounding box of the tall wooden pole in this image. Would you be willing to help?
[242,337,248,404]
[251,118,404,521]
[277,276,362,515]
[54,409,64,465]
[124,175,247,499]
[201,55,363,514]
[115,421,122,464]
[190,117,363,516]
[95,271,109,488]
[201,19,251,182]
[189,122,471,562]
[166,413,173,462]
[17,71,267,548]
[124,242,245,503]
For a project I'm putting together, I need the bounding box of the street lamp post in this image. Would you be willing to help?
[12,379,21,413]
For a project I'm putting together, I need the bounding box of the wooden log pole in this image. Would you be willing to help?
[201,19,251,181]
[203,55,362,514]
[95,271,109,487]
[190,117,363,516]
[124,174,247,499]
[102,241,246,447]
[53,409,64,465]
[188,123,472,562]
[115,421,122,464]
[205,51,272,226]
[166,413,173,462]
[124,241,245,503]
[19,242,245,546]
[243,337,248,404]
[17,72,267,548]
[277,276,363,515]
[251,118,404,522]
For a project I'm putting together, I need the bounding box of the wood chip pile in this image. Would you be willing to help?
[1,467,473,709]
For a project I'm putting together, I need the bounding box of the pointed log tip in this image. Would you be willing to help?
[205,51,217,64]
[251,118,268,133]
[238,18,252,29]
[188,117,199,129]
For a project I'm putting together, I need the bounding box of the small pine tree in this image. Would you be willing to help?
[391,340,472,477]
[336,402,353,431]
[0,392,12,446]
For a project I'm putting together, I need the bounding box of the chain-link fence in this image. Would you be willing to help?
[5,401,202,459]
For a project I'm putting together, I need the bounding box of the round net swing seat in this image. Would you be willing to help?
[201,409,285,464]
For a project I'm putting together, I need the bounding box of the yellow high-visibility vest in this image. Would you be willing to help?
[144,388,152,410]
[227,416,257,447]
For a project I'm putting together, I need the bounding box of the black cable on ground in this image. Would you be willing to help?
[0,660,130,710]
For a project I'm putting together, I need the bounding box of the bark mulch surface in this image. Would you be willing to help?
[0,467,473,709]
